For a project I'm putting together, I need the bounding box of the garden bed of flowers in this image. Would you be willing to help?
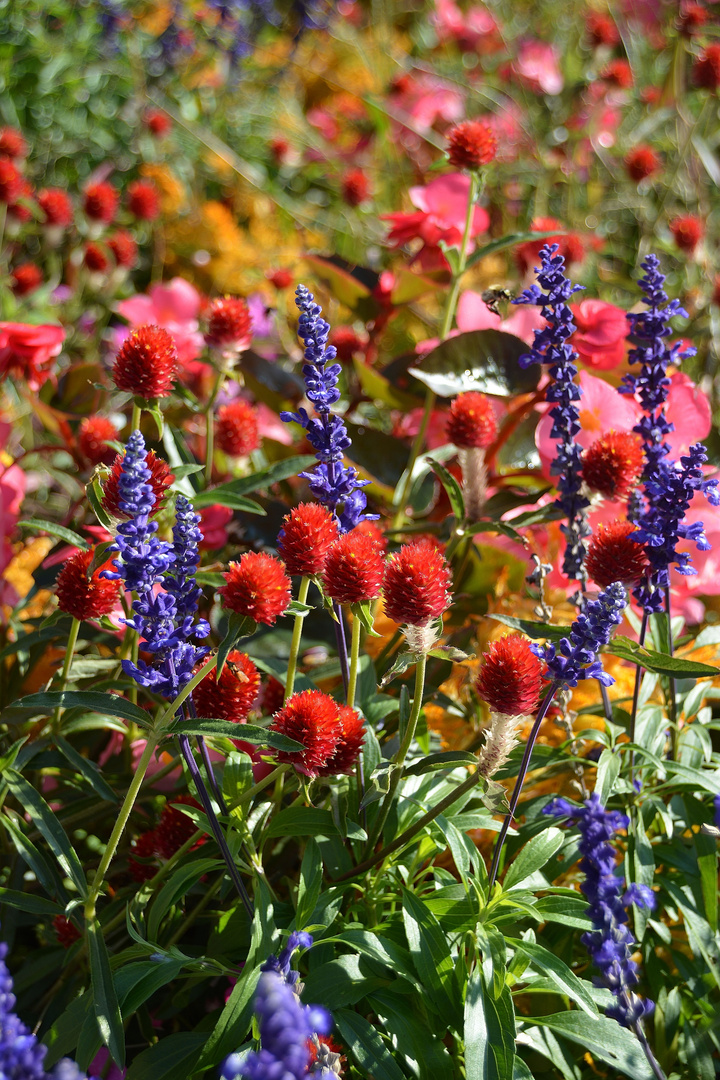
[1,1,720,1078]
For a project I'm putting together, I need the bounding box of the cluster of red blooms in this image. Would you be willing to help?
[111,325,179,400]
[129,796,203,882]
[625,145,661,183]
[221,552,292,626]
[341,168,371,207]
[55,547,120,621]
[446,392,497,449]
[193,651,260,724]
[476,634,545,716]
[270,689,365,778]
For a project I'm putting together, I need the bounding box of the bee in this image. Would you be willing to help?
[481,286,515,317]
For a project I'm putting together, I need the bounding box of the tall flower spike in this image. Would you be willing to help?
[281,285,376,533]
[532,581,626,688]
[513,244,589,583]
[545,794,655,1029]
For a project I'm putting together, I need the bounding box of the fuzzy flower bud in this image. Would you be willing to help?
[582,431,644,500]
[111,325,179,399]
[220,552,291,625]
[215,399,260,457]
[269,690,344,777]
[476,634,544,716]
[56,547,120,621]
[278,503,340,577]
[322,530,385,605]
[477,711,526,779]
[586,520,650,588]
[446,120,497,170]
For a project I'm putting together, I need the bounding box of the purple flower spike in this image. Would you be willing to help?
[532,581,626,688]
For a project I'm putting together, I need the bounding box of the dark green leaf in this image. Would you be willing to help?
[296,838,323,929]
[216,613,258,677]
[1,814,68,900]
[170,718,301,751]
[503,828,564,890]
[367,990,453,1079]
[193,455,315,508]
[379,651,423,688]
[0,888,64,916]
[402,890,461,1025]
[510,938,598,1016]
[18,519,90,550]
[4,770,87,895]
[0,622,71,660]
[429,458,465,520]
[530,1012,656,1078]
[605,636,719,678]
[9,691,143,726]
[55,736,117,802]
[116,958,185,1016]
[86,478,115,531]
[409,330,540,399]
[465,230,564,270]
[488,614,568,640]
[335,1010,407,1080]
[170,463,204,479]
[405,751,479,776]
[87,918,125,1066]
[301,955,389,1007]
[125,1033,206,1080]
[148,858,225,942]
[465,968,516,1080]
[266,807,339,839]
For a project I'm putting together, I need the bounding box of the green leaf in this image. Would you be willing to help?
[510,938,598,1017]
[334,1010,407,1080]
[529,1012,656,1078]
[502,828,564,890]
[0,622,71,660]
[409,330,540,399]
[1,814,68,900]
[55,736,117,802]
[594,749,621,806]
[170,463,204,480]
[192,455,316,508]
[266,807,339,838]
[354,358,421,412]
[87,918,125,1067]
[216,613,258,677]
[605,636,719,678]
[18,519,90,550]
[465,230,564,270]
[125,1033,206,1080]
[0,887,64,916]
[4,770,87,895]
[330,929,421,989]
[379,651,423,688]
[9,691,144,727]
[405,751,479,776]
[116,957,185,1016]
[86,478,115,531]
[194,490,264,513]
[296,838,323,930]
[488,614,569,640]
[402,889,461,1025]
[465,968,516,1080]
[367,990,453,1079]
[170,718,301,752]
[301,955,389,1008]
[359,762,400,811]
[148,858,224,942]
[429,458,465,521]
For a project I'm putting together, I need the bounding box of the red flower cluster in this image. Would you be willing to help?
[102,449,174,518]
[78,416,119,466]
[693,44,720,90]
[322,531,385,605]
[670,214,703,253]
[0,126,27,159]
[52,915,81,949]
[270,690,364,777]
[83,181,119,224]
[111,325,179,399]
[145,109,172,136]
[278,503,340,577]
[476,634,544,716]
[341,168,371,206]
[193,651,260,725]
[582,431,644,500]
[129,796,203,880]
[601,59,633,89]
[382,541,452,626]
[127,180,160,221]
[84,243,110,273]
[678,2,708,36]
[205,296,253,354]
[446,120,497,170]
[215,399,260,457]
[108,230,138,268]
[446,392,497,449]
[625,145,660,182]
[38,188,74,227]
[267,268,293,290]
[586,11,619,47]
[329,326,365,363]
[11,263,43,296]
[221,552,291,625]
[586,520,650,588]
[56,547,120,621]
[0,159,21,204]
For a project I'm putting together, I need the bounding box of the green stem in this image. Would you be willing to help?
[204,371,225,486]
[84,733,160,920]
[156,655,217,731]
[52,617,80,729]
[391,171,480,530]
[346,609,362,709]
[284,577,310,702]
[664,588,679,759]
[362,654,427,858]
[130,402,142,432]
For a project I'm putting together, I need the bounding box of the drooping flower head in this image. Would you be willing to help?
[278,503,340,577]
[586,520,650,588]
[281,285,375,533]
[545,794,655,1029]
[269,690,344,777]
[532,581,626,688]
[220,552,291,625]
[111,325,179,399]
[322,530,385,605]
[56,547,120,621]
[513,244,590,582]
[476,634,544,716]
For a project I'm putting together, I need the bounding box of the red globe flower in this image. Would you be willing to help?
[145,109,172,136]
[382,540,452,626]
[84,242,110,273]
[515,217,585,274]
[220,552,291,625]
[102,450,174,518]
[476,634,545,716]
[52,915,81,949]
[193,650,260,724]
[330,326,365,363]
[154,795,203,860]
[111,325,179,399]
[446,120,497,170]
[322,531,385,605]
[108,230,138,268]
[341,168,371,207]
[278,503,340,577]
[601,59,633,88]
[586,520,650,588]
[11,263,43,296]
[269,689,344,777]
[446,392,497,449]
[317,704,365,776]
[582,431,644,500]
[129,830,159,882]
[670,214,703,253]
[586,12,619,47]
[625,146,660,182]
[267,268,293,289]
[205,296,252,354]
[355,519,388,554]
[0,322,65,390]
[0,158,22,204]
[269,136,290,164]
[0,127,27,159]
[38,188,74,227]
[678,2,708,36]
[56,547,120,621]
[692,44,720,90]
[78,416,119,466]
[215,399,260,457]
[83,181,119,223]
[127,180,160,221]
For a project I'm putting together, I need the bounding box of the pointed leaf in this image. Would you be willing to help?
[4,770,87,895]
[193,455,315,508]
[18,520,90,550]
[510,938,598,1017]
[429,458,465,521]
[170,718,301,751]
[409,330,540,399]
[87,918,125,1066]
[488,614,568,640]
[9,691,144,727]
[605,637,719,678]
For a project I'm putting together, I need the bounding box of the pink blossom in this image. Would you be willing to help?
[392,407,450,449]
[432,0,500,52]
[664,371,712,459]
[0,322,65,390]
[570,299,629,370]
[513,40,564,96]
[673,498,720,622]
[384,174,489,271]
[117,278,204,366]
[98,734,181,789]
[389,74,465,134]
[198,505,233,550]
[256,401,294,445]
[0,454,26,580]
[457,290,547,344]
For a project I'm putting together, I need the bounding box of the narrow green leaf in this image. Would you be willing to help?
[530,1012,655,1078]
[87,918,125,1067]
[296,839,323,929]
[402,889,461,1025]
[116,958,185,1017]
[148,858,224,942]
[594,749,621,806]
[170,718,302,751]
[192,455,315,508]
[0,888,64,916]
[1,814,68,900]
[488,614,568,640]
[465,230,564,270]
[0,622,71,661]
[266,807,339,838]
[125,1033,206,1080]
[4,770,87,895]
[335,1010,407,1080]
[86,478,116,531]
[301,955,388,1007]
[216,613,257,677]
[405,751,479,776]
[429,458,465,521]
[605,636,719,678]
[193,967,260,1070]
[503,828,564,890]
[510,938,598,1017]
[465,968,516,1080]
[18,519,90,550]
[10,691,143,727]
[55,736,117,802]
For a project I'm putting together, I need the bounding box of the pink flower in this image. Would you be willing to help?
[256,401,295,445]
[570,300,629,370]
[392,407,450,449]
[457,290,547,344]
[383,174,489,271]
[513,40,564,96]
[0,458,25,593]
[432,0,501,52]
[117,278,204,366]
[0,322,65,390]
[389,74,465,134]
[664,371,711,459]
[673,497,720,622]
[198,505,233,550]
[98,734,181,790]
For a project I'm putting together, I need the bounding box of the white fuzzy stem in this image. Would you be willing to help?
[477,711,528,779]
[404,621,439,654]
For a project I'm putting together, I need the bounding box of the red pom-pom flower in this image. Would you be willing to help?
[220,552,291,625]
[476,634,544,716]
[0,127,27,159]
[0,159,22,204]
[205,297,253,355]
[446,120,497,170]
[38,188,74,227]
[269,689,344,777]
[108,230,138,268]
[317,704,365,776]
[83,181,119,223]
[582,431,644,500]
[446,392,497,449]
[56,547,120,621]
[111,325,179,399]
[341,169,371,206]
[127,180,160,220]
[193,650,260,724]
[11,263,43,296]
[382,541,452,626]
[215,399,260,457]
[670,214,703,254]
[278,503,340,577]
[78,416,119,466]
[625,146,660,183]
[322,530,385,605]
[586,520,650,588]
